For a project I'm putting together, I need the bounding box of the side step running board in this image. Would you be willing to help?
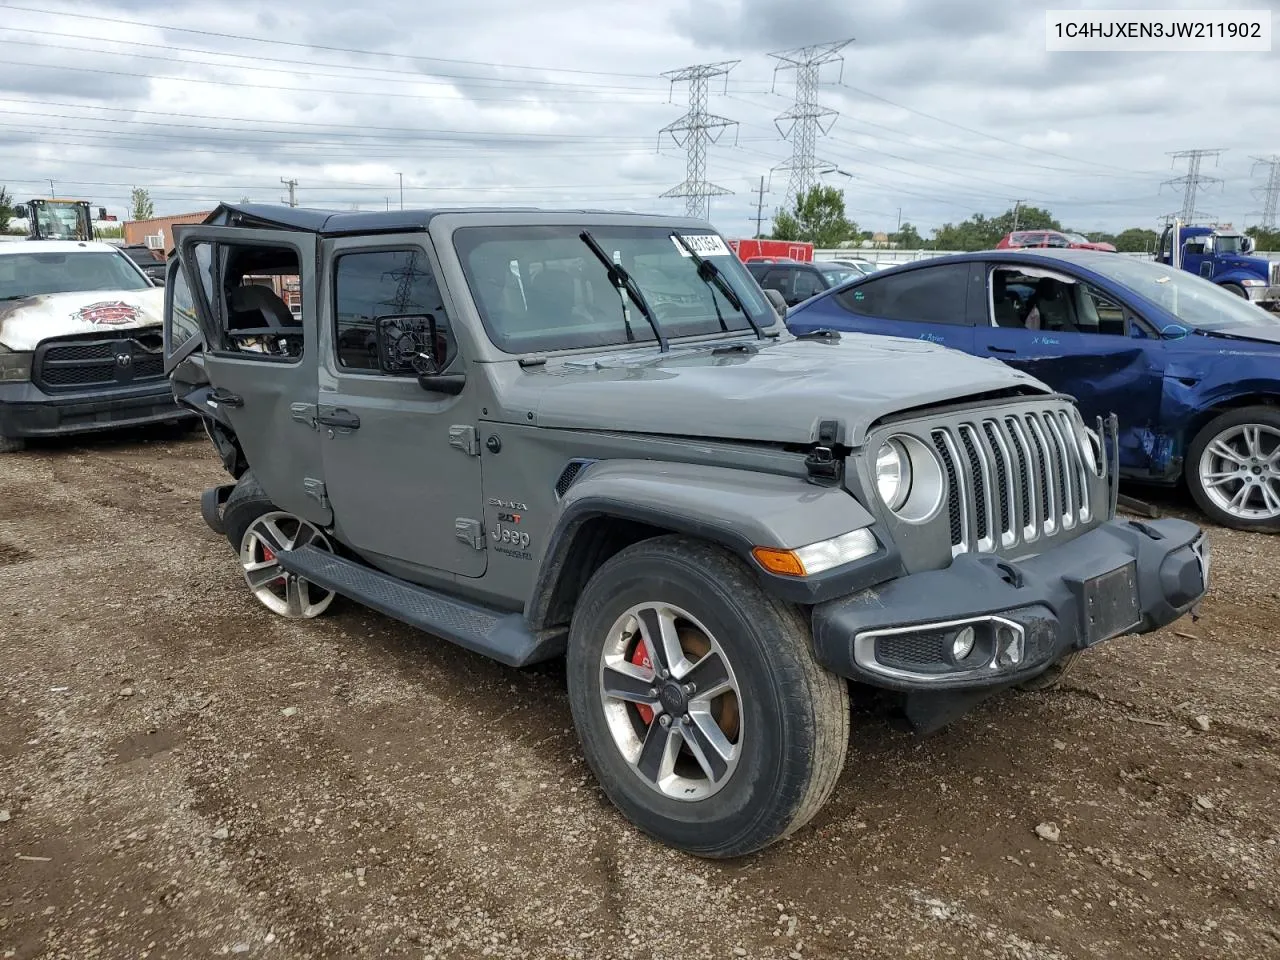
[276,545,564,667]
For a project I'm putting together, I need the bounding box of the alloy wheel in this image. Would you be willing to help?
[239,512,336,619]
[598,602,742,801]
[1198,423,1280,521]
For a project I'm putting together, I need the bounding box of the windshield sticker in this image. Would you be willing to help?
[671,234,732,258]
[71,301,141,326]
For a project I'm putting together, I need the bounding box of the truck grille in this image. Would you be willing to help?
[931,408,1094,555]
[33,333,165,393]
[1271,261,1280,287]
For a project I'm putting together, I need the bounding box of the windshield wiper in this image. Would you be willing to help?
[578,231,669,353]
[670,232,764,342]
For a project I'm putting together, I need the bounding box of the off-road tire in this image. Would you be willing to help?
[0,433,24,454]
[1187,405,1280,532]
[566,535,850,858]
[220,473,277,551]
[1017,651,1079,692]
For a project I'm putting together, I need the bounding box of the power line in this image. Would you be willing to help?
[1162,149,1225,223]
[0,3,667,81]
[658,61,739,221]
[1251,155,1280,229]
[768,39,854,210]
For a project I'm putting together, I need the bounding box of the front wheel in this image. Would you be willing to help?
[566,536,849,858]
[0,432,23,454]
[1221,283,1247,299]
[1187,406,1280,531]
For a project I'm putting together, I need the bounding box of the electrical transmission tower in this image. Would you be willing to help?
[769,39,854,211]
[1162,149,1224,223]
[658,61,739,222]
[1251,155,1280,229]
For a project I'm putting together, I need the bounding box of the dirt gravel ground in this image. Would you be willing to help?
[1,430,1277,960]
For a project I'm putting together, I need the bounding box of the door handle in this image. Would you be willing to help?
[987,345,1018,355]
[210,388,244,408]
[317,409,361,430]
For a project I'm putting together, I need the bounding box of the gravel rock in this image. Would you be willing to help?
[733,949,748,957]
[212,826,230,840]
[120,687,135,698]
[1196,796,1214,810]
[1035,822,1061,843]
[0,809,10,822]
[281,706,298,717]
[1193,715,1211,731]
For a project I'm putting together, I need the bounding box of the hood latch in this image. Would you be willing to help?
[805,418,845,487]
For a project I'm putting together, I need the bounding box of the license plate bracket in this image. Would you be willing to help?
[1078,561,1141,647]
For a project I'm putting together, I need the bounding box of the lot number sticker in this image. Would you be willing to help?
[672,234,732,257]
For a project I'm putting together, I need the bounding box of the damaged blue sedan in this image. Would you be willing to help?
[786,248,1280,532]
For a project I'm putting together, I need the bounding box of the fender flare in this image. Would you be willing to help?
[525,459,902,629]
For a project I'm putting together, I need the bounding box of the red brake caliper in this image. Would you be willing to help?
[260,544,286,587]
[631,643,655,725]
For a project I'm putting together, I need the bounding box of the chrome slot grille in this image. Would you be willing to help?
[1271,261,1280,287]
[931,408,1094,555]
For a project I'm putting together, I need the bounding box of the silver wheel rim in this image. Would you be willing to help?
[598,602,742,802]
[1198,423,1280,521]
[239,512,336,619]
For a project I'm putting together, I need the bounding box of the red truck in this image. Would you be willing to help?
[728,239,814,263]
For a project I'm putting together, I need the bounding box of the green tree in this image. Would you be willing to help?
[893,222,924,249]
[1112,227,1161,253]
[0,185,12,233]
[130,187,154,221]
[770,185,857,247]
[1246,225,1280,251]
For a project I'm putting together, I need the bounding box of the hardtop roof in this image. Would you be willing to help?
[202,202,697,237]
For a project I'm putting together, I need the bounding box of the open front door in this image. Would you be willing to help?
[173,225,329,527]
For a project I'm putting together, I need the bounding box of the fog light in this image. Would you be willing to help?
[996,625,1023,667]
[951,625,976,661]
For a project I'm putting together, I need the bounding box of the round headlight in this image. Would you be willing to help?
[876,439,911,510]
[951,625,976,662]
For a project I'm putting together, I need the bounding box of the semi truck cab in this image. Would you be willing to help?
[1157,221,1280,308]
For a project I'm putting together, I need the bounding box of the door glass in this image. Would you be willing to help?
[834,264,969,324]
[792,270,824,301]
[334,249,454,372]
[166,259,200,351]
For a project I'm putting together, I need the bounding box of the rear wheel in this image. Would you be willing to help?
[566,536,849,858]
[0,433,23,454]
[1187,406,1280,531]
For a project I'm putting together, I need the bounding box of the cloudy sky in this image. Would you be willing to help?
[2,0,1277,237]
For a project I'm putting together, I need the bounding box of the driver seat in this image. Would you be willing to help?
[227,284,299,330]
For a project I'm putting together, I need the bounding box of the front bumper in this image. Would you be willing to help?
[1244,284,1280,305]
[812,517,1207,702]
[0,379,195,439]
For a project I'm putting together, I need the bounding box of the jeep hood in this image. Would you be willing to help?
[517,334,1049,446]
[0,288,164,351]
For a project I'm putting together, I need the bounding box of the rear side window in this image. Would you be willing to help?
[833,264,970,325]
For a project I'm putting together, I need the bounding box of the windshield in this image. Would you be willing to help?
[1214,234,1247,255]
[0,251,151,299]
[1086,256,1280,330]
[32,203,91,241]
[454,224,776,353]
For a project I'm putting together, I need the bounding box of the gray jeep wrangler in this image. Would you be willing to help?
[164,203,1209,858]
